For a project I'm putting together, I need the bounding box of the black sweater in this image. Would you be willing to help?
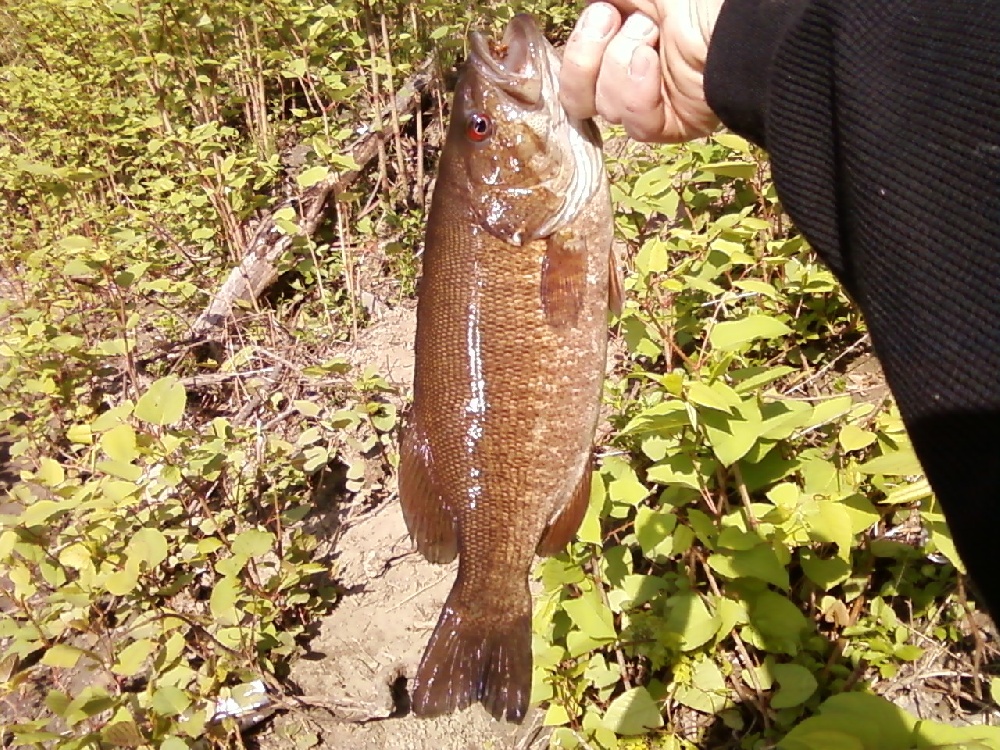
[704,0,1000,615]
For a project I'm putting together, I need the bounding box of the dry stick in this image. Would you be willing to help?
[380,12,407,183]
[362,2,389,192]
[410,5,425,206]
[700,557,771,729]
[592,552,633,691]
[190,58,434,341]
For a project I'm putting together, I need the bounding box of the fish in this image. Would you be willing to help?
[399,13,621,723]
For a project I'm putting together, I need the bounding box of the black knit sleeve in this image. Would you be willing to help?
[704,0,1000,616]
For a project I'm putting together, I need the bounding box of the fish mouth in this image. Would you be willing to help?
[467,14,552,106]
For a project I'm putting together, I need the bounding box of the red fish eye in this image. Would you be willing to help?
[466,112,493,142]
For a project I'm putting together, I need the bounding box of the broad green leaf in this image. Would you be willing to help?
[209,576,240,626]
[800,550,851,590]
[884,477,933,505]
[564,588,616,642]
[702,410,762,466]
[839,424,877,452]
[41,644,83,668]
[296,165,329,188]
[112,639,153,677]
[709,544,789,590]
[151,685,191,717]
[858,449,923,476]
[673,657,732,714]
[780,692,915,750]
[608,467,649,506]
[665,593,719,651]
[19,499,65,526]
[770,663,818,708]
[134,376,186,426]
[36,457,65,486]
[128,528,168,568]
[700,161,757,179]
[646,453,709,490]
[686,380,741,413]
[710,315,792,351]
[804,500,854,558]
[100,423,137,463]
[746,591,810,655]
[779,729,865,750]
[634,507,676,558]
[731,365,796,394]
[232,528,274,558]
[105,560,140,596]
[603,687,664,735]
[807,395,853,428]
[66,423,93,445]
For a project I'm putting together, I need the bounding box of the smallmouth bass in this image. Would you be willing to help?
[400,14,621,723]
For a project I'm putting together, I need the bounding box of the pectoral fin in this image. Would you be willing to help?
[608,247,624,316]
[536,462,593,556]
[541,232,588,329]
[399,425,457,564]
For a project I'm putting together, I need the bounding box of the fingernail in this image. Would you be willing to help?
[622,12,656,39]
[628,49,652,79]
[579,3,616,40]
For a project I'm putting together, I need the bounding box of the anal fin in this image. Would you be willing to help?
[399,425,457,564]
[541,231,588,329]
[536,461,593,556]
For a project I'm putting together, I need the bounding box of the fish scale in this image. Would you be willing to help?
[399,14,620,723]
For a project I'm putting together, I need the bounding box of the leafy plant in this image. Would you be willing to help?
[531,134,996,749]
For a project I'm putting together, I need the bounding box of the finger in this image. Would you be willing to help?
[559,3,621,120]
[594,12,659,125]
[618,46,668,141]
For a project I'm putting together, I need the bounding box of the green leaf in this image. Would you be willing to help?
[151,685,191,717]
[666,593,720,651]
[112,639,153,677]
[134,376,187,426]
[232,528,274,558]
[770,663,818,708]
[607,466,649,506]
[100,423,137,463]
[210,576,240,626]
[563,588,616,643]
[746,590,810,655]
[634,507,676,558]
[687,380,741,413]
[41,644,83,668]
[806,395,853,427]
[710,315,792,351]
[105,560,140,596]
[702,410,762,466]
[36,457,65,486]
[603,687,664,735]
[857,449,923,476]
[839,424,877,452]
[128,528,168,568]
[296,166,330,188]
[673,657,732,714]
[709,544,789,590]
[779,692,915,750]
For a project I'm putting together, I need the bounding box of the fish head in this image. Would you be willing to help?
[446,14,605,246]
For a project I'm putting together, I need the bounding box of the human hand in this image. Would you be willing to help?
[559,0,723,142]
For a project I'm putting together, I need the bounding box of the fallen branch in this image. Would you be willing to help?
[191,58,435,341]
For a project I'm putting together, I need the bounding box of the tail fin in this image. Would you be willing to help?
[411,580,532,723]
